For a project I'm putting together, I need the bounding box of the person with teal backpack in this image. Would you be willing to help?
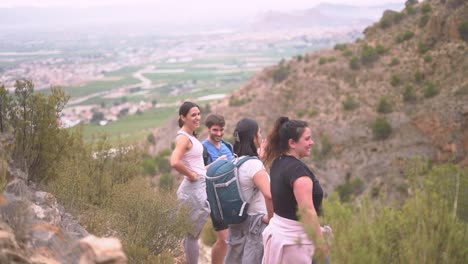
[206,118,273,263]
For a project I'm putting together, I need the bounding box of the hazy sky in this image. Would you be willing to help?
[1,0,405,27]
[1,0,403,11]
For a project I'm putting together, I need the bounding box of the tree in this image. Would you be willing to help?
[9,80,71,183]
[0,84,12,132]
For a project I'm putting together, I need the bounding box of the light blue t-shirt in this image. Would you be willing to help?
[202,139,233,164]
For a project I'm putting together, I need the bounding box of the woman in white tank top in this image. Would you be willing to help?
[170,101,210,264]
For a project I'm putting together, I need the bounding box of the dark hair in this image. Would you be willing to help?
[205,114,225,128]
[233,118,259,157]
[178,101,200,136]
[263,116,308,166]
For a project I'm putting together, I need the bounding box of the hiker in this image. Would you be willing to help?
[262,117,328,264]
[201,114,233,264]
[224,118,273,264]
[170,101,210,264]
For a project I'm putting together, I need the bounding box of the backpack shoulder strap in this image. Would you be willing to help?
[233,156,260,204]
[222,140,234,154]
[234,155,258,168]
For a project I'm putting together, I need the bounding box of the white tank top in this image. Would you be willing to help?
[177,130,206,178]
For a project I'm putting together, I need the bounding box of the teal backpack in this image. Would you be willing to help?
[205,156,258,225]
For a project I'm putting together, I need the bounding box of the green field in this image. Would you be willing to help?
[82,106,177,143]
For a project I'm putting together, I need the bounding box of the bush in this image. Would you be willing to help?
[396,31,415,43]
[0,84,12,133]
[424,55,432,63]
[334,43,348,51]
[8,80,72,184]
[319,57,328,65]
[319,164,467,263]
[110,177,190,262]
[272,62,290,83]
[414,70,424,83]
[419,14,430,28]
[349,56,360,70]
[391,75,401,87]
[424,81,439,98]
[421,3,432,14]
[458,21,468,41]
[343,49,353,57]
[375,44,387,55]
[342,95,359,111]
[389,58,400,66]
[201,219,217,246]
[361,44,379,65]
[377,97,393,113]
[403,84,417,102]
[371,117,392,140]
[336,177,365,203]
[229,96,251,107]
[158,173,174,191]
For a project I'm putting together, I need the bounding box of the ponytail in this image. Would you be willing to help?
[263,116,308,166]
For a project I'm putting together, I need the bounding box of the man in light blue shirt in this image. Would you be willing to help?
[202,114,233,264]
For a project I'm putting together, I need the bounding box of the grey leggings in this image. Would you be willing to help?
[183,234,200,264]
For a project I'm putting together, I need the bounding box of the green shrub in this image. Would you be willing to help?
[389,58,400,66]
[419,14,430,28]
[319,164,467,264]
[307,107,318,117]
[391,75,401,87]
[9,80,72,184]
[327,56,336,63]
[458,21,468,41]
[375,44,386,55]
[424,81,439,98]
[0,84,12,133]
[424,55,432,63]
[336,177,365,203]
[110,177,190,262]
[371,117,392,140]
[272,62,290,83]
[349,56,360,70]
[342,95,359,111]
[392,12,405,24]
[421,3,432,14]
[142,156,156,175]
[334,43,348,51]
[396,31,415,43]
[403,84,417,102]
[405,5,415,15]
[361,44,379,65]
[343,49,353,57]
[380,18,392,28]
[158,173,174,191]
[418,40,433,54]
[229,96,251,106]
[319,57,328,65]
[414,70,424,83]
[377,97,393,113]
[201,219,217,246]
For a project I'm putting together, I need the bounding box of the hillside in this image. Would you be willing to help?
[154,0,468,199]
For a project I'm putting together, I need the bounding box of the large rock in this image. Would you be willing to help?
[78,236,127,264]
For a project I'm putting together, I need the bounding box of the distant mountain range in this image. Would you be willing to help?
[249,2,405,31]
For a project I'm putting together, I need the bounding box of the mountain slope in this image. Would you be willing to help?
[155,1,468,199]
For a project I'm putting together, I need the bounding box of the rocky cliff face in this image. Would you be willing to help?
[154,1,468,199]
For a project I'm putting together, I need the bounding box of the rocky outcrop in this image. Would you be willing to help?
[0,171,127,263]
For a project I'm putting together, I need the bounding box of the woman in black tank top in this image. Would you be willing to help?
[262,116,328,264]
